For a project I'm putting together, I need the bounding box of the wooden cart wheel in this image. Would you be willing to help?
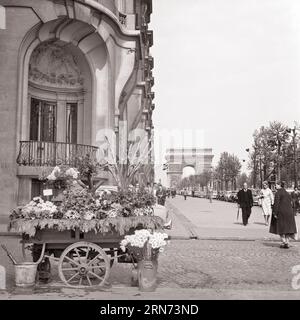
[58,242,110,288]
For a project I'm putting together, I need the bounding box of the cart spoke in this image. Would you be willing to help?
[64,255,80,267]
[79,277,83,286]
[74,248,81,261]
[85,245,90,262]
[86,274,92,286]
[66,272,80,284]
[87,264,106,270]
[87,271,104,282]
[61,267,79,271]
[87,253,103,266]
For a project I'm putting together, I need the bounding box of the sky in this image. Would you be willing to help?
[150,0,300,185]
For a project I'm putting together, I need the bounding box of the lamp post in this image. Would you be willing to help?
[210,165,214,190]
[286,126,299,188]
[246,147,263,189]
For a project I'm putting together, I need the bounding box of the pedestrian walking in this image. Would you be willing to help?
[269,181,297,249]
[171,188,176,198]
[259,181,274,226]
[156,184,166,206]
[183,188,188,200]
[237,183,254,226]
[208,187,212,203]
[291,186,300,216]
[192,188,195,197]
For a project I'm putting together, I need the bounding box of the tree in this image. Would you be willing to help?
[248,121,292,187]
[236,172,249,188]
[215,152,241,190]
[177,170,212,190]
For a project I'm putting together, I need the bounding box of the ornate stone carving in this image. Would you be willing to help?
[29,41,84,89]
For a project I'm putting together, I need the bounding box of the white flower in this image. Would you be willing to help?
[47,173,56,181]
[108,209,118,218]
[83,211,95,220]
[65,168,79,179]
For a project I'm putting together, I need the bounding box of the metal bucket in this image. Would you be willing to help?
[14,262,37,287]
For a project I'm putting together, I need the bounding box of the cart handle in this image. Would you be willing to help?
[34,243,46,265]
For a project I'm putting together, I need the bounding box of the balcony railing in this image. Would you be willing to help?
[17,141,98,167]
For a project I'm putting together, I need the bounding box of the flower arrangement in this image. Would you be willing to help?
[10,188,156,221]
[9,187,162,236]
[46,166,79,181]
[120,229,169,261]
[39,165,81,191]
[10,197,58,220]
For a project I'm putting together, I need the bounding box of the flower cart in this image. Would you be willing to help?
[8,141,169,289]
[9,215,164,289]
[8,180,167,289]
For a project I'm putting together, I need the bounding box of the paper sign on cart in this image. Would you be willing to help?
[43,189,53,196]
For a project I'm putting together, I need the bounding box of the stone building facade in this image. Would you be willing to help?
[0,0,155,216]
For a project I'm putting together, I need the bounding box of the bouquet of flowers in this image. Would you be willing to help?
[120,229,169,261]
[10,197,59,220]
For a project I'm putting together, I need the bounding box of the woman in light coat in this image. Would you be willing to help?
[259,181,274,226]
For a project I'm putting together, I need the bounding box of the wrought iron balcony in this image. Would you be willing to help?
[147,91,155,100]
[17,141,98,167]
[145,55,154,70]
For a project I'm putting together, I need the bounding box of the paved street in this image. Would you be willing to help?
[1,197,300,299]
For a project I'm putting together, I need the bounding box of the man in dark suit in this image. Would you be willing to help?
[237,182,254,226]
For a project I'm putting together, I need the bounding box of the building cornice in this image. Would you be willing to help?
[77,0,140,37]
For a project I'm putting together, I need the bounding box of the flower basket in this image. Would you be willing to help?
[126,243,160,262]
[120,230,169,292]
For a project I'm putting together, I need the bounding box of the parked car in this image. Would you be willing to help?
[194,190,206,198]
[223,191,232,202]
[217,191,226,201]
[229,191,238,203]
[212,191,218,199]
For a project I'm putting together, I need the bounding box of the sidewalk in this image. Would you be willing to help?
[167,197,300,241]
[1,285,300,300]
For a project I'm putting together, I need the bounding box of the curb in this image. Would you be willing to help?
[166,201,199,239]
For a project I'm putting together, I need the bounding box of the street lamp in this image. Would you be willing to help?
[246,147,263,189]
[286,126,300,188]
[210,165,214,190]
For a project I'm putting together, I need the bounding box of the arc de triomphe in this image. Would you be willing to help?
[165,148,214,188]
